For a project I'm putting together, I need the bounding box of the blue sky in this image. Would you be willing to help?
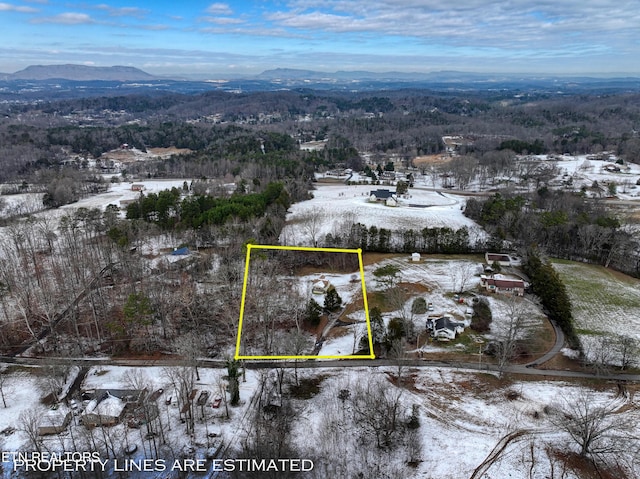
[0,0,639,76]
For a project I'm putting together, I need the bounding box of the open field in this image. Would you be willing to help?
[552,260,640,341]
[280,183,481,246]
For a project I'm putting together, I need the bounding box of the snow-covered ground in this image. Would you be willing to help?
[532,154,640,199]
[413,153,640,200]
[0,364,261,478]
[290,367,637,479]
[1,364,636,479]
[60,179,189,213]
[314,256,546,357]
[280,184,480,246]
[553,260,640,362]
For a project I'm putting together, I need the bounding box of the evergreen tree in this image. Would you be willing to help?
[226,359,241,406]
[323,287,342,313]
[305,298,323,326]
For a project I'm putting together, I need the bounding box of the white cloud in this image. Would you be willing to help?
[0,2,38,12]
[265,0,640,49]
[140,24,170,31]
[205,3,232,15]
[95,4,149,18]
[31,12,94,24]
[201,16,244,25]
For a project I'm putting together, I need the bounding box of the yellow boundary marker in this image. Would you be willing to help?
[234,244,375,360]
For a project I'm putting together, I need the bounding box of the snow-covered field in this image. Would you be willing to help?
[535,154,640,199]
[1,364,636,479]
[314,256,546,357]
[280,184,480,246]
[553,260,640,340]
[553,260,640,361]
[418,153,640,199]
[61,179,189,213]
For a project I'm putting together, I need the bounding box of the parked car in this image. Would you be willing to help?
[196,390,210,406]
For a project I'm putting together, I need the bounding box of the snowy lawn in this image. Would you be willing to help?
[553,260,640,340]
[280,183,481,246]
[553,259,640,362]
[316,256,547,357]
[289,367,638,479]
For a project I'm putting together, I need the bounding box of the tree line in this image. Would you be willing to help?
[464,191,640,277]
[125,182,291,230]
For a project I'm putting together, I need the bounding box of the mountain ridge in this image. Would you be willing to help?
[3,64,156,81]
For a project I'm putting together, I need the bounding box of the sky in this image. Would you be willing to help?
[0,0,639,77]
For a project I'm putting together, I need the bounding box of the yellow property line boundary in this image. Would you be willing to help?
[234,244,375,360]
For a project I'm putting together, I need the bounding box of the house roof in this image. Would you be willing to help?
[433,316,465,332]
[486,253,511,262]
[312,279,328,288]
[482,276,525,289]
[88,393,125,418]
[370,189,395,199]
[40,410,70,427]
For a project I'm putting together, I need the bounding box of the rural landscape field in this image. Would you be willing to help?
[1,1,640,477]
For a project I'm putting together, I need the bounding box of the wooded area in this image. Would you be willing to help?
[0,87,639,357]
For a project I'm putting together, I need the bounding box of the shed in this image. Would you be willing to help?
[312,278,330,294]
[411,252,421,262]
[38,410,72,435]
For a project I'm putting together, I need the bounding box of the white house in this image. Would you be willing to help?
[369,189,397,206]
[312,278,330,294]
[427,315,466,341]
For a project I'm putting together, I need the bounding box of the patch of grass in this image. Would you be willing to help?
[1,365,31,375]
[575,328,606,336]
[552,260,640,339]
[289,375,327,400]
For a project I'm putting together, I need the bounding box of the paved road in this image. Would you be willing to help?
[3,355,639,382]
[523,318,565,368]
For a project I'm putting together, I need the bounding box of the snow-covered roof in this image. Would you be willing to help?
[89,394,125,418]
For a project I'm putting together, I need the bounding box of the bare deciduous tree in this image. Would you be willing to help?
[163,366,195,434]
[299,206,325,247]
[450,261,476,294]
[19,407,44,453]
[549,390,640,461]
[351,376,404,449]
[495,296,527,375]
[613,335,638,371]
[122,368,150,392]
[0,366,12,408]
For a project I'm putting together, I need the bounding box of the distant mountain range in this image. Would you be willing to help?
[3,64,640,84]
[0,64,156,81]
[0,64,639,99]
[255,68,501,82]
[254,67,640,84]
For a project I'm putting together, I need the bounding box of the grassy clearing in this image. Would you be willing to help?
[289,375,327,399]
[552,260,640,340]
